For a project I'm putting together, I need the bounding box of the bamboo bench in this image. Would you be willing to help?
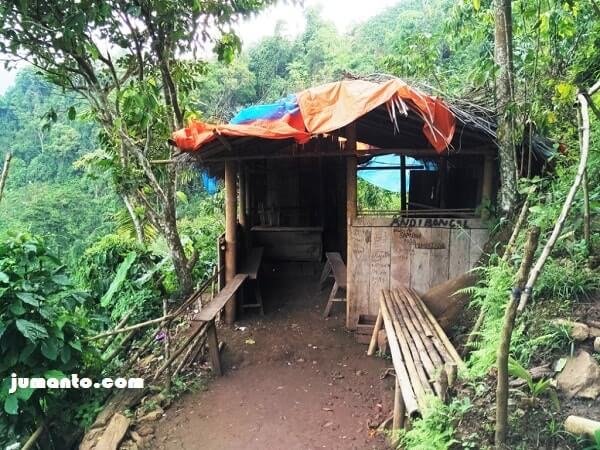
[239,247,265,315]
[319,252,347,318]
[368,287,465,428]
[192,273,248,376]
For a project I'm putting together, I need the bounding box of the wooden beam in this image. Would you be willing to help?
[346,123,357,329]
[224,160,238,324]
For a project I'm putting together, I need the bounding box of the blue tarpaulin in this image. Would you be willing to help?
[358,155,435,192]
[230,95,300,125]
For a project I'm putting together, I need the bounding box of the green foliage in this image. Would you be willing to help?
[395,397,472,450]
[582,430,600,450]
[77,234,162,324]
[0,232,92,444]
[357,179,402,212]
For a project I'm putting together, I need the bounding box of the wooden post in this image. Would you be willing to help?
[481,155,494,218]
[224,160,237,324]
[345,123,357,329]
[239,163,247,229]
[206,321,223,376]
[400,154,407,211]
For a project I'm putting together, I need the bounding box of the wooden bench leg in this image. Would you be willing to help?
[367,309,383,356]
[207,321,222,376]
[323,281,338,318]
[319,261,332,291]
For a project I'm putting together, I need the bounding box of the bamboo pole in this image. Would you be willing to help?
[389,291,441,395]
[564,415,600,439]
[173,333,207,378]
[102,329,137,364]
[393,290,446,375]
[379,292,420,418]
[21,423,44,450]
[406,288,465,370]
[383,291,432,403]
[399,288,455,365]
[367,310,383,356]
[224,160,237,324]
[0,152,12,204]
[89,314,174,341]
[481,155,494,219]
[100,310,134,352]
[392,377,406,430]
[163,299,171,391]
[153,322,208,380]
[517,91,592,312]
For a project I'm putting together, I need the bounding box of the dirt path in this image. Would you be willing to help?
[152,270,393,450]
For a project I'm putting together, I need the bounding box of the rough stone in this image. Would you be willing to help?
[557,351,600,399]
[137,408,164,423]
[594,337,600,353]
[134,424,154,437]
[553,319,590,341]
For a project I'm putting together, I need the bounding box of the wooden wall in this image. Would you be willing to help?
[347,216,488,329]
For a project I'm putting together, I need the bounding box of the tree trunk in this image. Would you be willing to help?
[495,226,540,448]
[162,201,193,295]
[495,0,517,213]
[122,194,145,244]
[0,152,11,204]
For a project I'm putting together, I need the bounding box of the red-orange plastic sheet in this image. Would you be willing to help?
[172,79,456,153]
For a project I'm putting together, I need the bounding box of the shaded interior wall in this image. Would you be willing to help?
[246,156,347,261]
[347,216,488,329]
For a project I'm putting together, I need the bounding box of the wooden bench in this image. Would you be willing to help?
[319,252,347,318]
[239,247,265,315]
[193,273,248,376]
[368,287,464,429]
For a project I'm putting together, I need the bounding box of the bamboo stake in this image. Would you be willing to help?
[0,152,12,204]
[379,292,420,418]
[406,288,465,370]
[89,314,174,341]
[162,299,171,391]
[518,91,592,312]
[100,310,134,352]
[102,329,137,364]
[383,291,432,403]
[173,333,207,378]
[21,423,44,450]
[367,310,383,356]
[495,227,540,448]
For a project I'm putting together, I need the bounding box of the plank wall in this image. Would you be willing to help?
[347,216,488,329]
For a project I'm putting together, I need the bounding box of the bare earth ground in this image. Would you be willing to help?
[152,267,393,450]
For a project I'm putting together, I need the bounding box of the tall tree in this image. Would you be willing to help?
[494,0,517,213]
[0,0,274,294]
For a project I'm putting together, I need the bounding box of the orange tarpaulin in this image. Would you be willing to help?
[172,79,456,153]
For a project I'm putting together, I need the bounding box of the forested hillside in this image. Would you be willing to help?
[0,0,599,449]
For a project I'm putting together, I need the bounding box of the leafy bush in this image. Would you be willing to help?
[395,397,472,450]
[0,232,93,445]
[77,234,163,324]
